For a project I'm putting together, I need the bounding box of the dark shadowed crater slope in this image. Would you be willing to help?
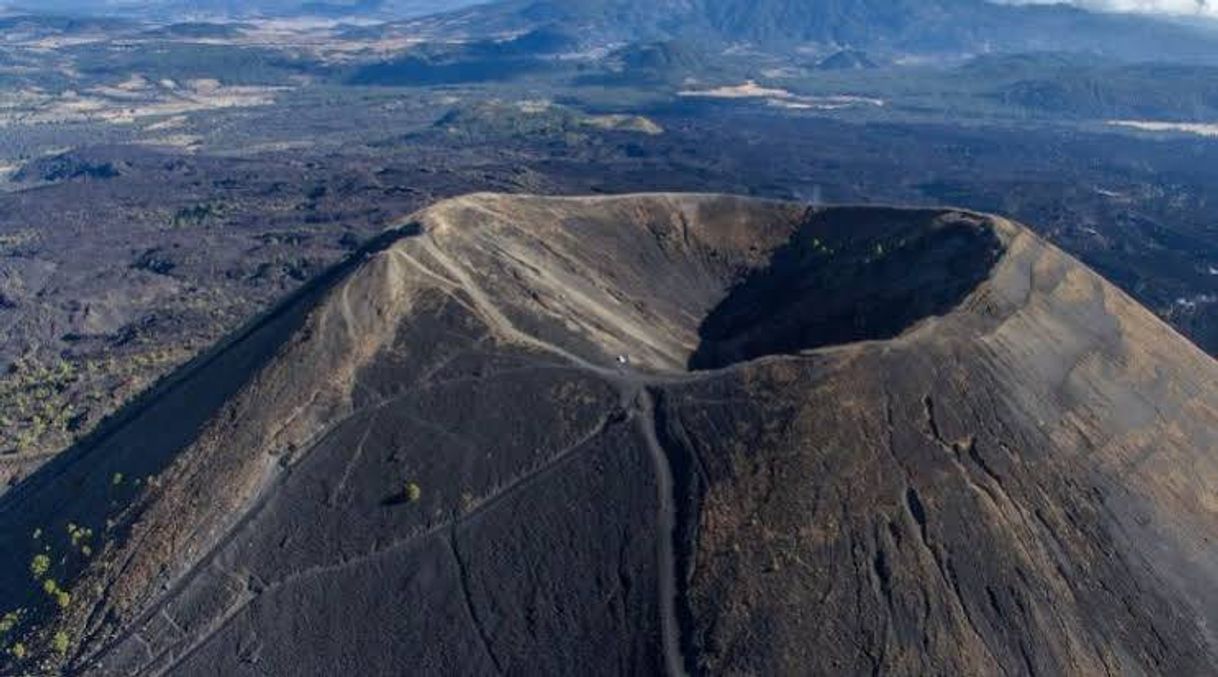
[0,193,1216,676]
[690,207,1002,369]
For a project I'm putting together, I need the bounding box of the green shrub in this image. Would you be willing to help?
[51,631,69,655]
[29,555,50,579]
[67,523,93,549]
[0,611,19,634]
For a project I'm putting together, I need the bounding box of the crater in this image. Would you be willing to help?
[416,194,1007,374]
[688,207,1004,370]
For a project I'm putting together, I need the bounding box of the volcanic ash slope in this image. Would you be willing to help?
[1,193,1216,676]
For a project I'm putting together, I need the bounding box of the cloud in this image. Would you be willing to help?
[1003,0,1218,17]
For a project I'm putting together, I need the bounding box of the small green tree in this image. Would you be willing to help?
[51,631,69,655]
[0,611,19,634]
[29,555,50,579]
[405,481,422,504]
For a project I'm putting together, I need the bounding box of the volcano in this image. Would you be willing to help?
[1,193,1216,675]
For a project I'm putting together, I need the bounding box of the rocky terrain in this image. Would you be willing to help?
[0,193,1214,675]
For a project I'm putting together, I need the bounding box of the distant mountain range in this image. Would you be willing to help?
[0,0,486,20]
[7,0,1217,63]
[412,0,1218,62]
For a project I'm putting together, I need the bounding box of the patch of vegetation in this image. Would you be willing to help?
[29,554,50,579]
[806,237,835,256]
[0,609,23,657]
[3,519,99,664]
[66,523,93,550]
[348,29,573,87]
[581,40,724,86]
[0,610,21,635]
[12,153,120,183]
[405,481,422,504]
[51,631,69,656]
[66,522,95,557]
[171,202,228,228]
[1,348,191,457]
[0,357,80,455]
[67,42,312,86]
[132,248,177,276]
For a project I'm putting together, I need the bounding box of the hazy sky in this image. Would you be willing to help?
[1008,0,1218,17]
